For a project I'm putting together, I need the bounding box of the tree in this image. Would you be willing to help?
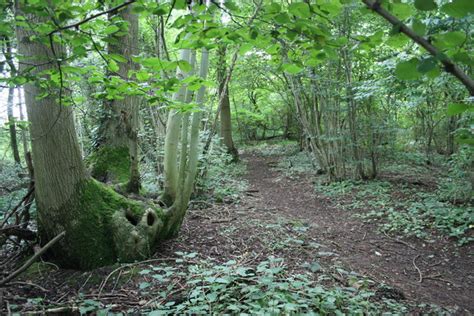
[2,36,21,165]
[15,1,163,269]
[90,6,141,194]
[217,45,238,160]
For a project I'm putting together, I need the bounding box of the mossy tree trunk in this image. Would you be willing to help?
[91,6,141,194]
[217,45,238,161]
[15,2,164,270]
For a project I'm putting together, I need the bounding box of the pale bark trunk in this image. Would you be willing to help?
[162,48,191,206]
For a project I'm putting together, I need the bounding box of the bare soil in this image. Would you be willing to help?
[1,150,473,314]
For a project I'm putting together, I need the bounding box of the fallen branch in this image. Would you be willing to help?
[382,231,416,250]
[0,185,35,229]
[412,254,423,283]
[0,231,66,286]
[0,226,36,241]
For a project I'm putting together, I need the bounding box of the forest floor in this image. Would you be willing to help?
[1,144,473,314]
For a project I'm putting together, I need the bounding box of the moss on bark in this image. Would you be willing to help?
[89,146,130,184]
[39,179,164,269]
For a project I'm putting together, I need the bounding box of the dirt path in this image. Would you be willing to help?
[240,152,474,313]
[3,150,473,314]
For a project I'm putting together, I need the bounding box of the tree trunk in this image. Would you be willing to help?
[217,45,238,161]
[7,87,21,165]
[15,2,163,269]
[3,36,21,165]
[91,6,141,194]
[18,88,29,158]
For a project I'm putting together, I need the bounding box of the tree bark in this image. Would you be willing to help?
[7,87,21,165]
[15,2,163,269]
[91,6,141,194]
[217,45,238,161]
[3,36,21,165]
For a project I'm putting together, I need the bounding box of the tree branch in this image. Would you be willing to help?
[362,0,474,96]
[47,0,136,36]
[0,231,66,286]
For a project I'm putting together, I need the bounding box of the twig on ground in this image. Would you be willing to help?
[424,274,462,288]
[10,281,48,292]
[413,254,423,283]
[0,231,66,286]
[382,231,416,250]
[98,257,181,297]
[0,185,35,229]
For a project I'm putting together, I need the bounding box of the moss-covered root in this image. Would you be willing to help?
[88,146,130,184]
[40,179,164,270]
[111,208,163,262]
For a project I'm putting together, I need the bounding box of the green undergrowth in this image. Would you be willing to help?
[315,178,473,245]
[196,138,248,203]
[34,253,452,315]
[243,140,299,157]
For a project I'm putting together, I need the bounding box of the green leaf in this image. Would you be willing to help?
[447,103,472,116]
[414,0,437,11]
[417,57,437,73]
[412,19,426,36]
[394,59,422,80]
[441,0,474,18]
[282,63,303,74]
[177,60,192,72]
[239,43,253,55]
[274,12,290,24]
[174,0,187,10]
[264,3,281,14]
[108,53,127,63]
[103,25,120,35]
[390,3,414,20]
[288,3,311,18]
[433,31,466,49]
[108,60,119,73]
[224,1,239,12]
[136,71,150,81]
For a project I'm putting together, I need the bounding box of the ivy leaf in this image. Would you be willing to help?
[414,0,437,11]
[395,59,422,80]
[441,0,474,18]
